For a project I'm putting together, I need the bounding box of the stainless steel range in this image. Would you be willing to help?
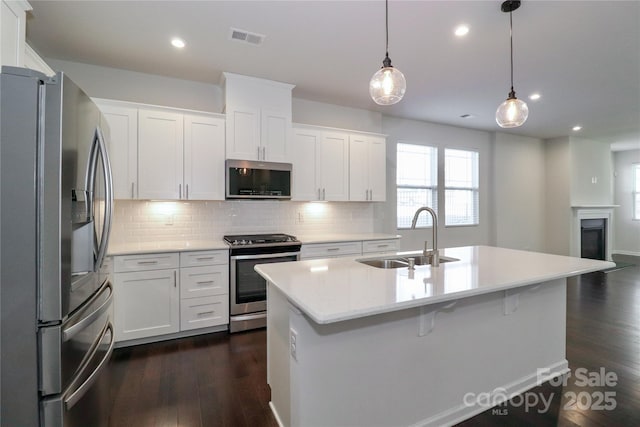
[224,233,301,333]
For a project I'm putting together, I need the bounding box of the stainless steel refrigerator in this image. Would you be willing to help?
[0,66,114,427]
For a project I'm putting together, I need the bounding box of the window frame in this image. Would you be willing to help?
[444,148,480,227]
[396,142,438,229]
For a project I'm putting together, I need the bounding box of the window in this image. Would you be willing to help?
[634,164,640,220]
[444,149,479,226]
[396,143,437,228]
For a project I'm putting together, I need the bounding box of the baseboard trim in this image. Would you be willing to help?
[613,250,640,257]
[409,359,569,427]
[114,324,228,348]
[269,401,285,427]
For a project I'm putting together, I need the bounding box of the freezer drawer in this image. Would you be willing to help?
[39,279,113,396]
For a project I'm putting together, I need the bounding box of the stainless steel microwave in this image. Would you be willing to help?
[225,159,292,200]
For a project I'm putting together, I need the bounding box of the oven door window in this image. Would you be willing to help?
[234,255,297,304]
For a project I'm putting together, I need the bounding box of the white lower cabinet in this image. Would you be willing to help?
[113,264,180,342]
[113,249,229,344]
[301,238,400,260]
[179,250,229,331]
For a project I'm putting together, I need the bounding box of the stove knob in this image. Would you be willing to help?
[247,240,253,245]
[240,239,246,245]
[232,240,239,245]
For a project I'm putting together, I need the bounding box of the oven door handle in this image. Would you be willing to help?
[230,251,300,261]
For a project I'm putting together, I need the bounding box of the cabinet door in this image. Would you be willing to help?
[368,136,387,202]
[1,0,26,67]
[99,104,138,199]
[138,109,184,199]
[184,114,225,200]
[261,109,290,162]
[348,135,369,201]
[319,131,349,201]
[114,269,179,341]
[292,128,321,201]
[226,106,260,160]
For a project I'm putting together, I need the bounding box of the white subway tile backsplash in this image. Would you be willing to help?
[110,200,377,245]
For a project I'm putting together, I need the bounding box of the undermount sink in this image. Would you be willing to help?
[357,254,459,269]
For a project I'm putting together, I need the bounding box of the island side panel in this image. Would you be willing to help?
[267,283,293,427]
[285,279,567,427]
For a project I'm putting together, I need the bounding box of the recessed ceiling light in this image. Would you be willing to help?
[572,125,582,131]
[171,38,186,49]
[454,25,470,37]
[529,93,541,101]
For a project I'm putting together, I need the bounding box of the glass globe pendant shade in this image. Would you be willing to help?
[496,93,528,128]
[369,59,406,106]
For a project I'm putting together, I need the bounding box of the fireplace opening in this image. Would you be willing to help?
[581,218,606,260]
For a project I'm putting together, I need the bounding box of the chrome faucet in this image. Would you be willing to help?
[410,206,439,267]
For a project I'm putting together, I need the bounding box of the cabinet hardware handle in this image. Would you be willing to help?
[131,182,135,198]
[196,280,215,285]
[258,146,261,160]
[137,260,158,265]
[197,311,215,316]
[196,257,214,261]
[179,184,182,199]
[262,146,266,159]
[174,270,177,288]
[377,244,389,248]
[327,248,340,252]
[322,188,326,200]
[186,184,189,200]
[318,188,321,200]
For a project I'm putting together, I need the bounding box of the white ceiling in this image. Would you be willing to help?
[25,1,640,148]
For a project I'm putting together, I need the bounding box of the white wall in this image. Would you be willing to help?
[380,116,493,251]
[613,149,640,255]
[545,137,572,255]
[570,137,613,205]
[45,58,223,112]
[292,98,382,134]
[493,133,546,251]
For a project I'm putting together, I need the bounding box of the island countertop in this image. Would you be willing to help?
[255,245,614,325]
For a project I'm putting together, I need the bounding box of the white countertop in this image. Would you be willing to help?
[255,245,615,325]
[107,240,229,256]
[297,233,400,244]
[107,233,400,256]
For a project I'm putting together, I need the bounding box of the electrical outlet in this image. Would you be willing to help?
[290,328,298,360]
[297,212,304,223]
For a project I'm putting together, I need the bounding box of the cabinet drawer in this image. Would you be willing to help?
[362,239,400,254]
[180,295,229,331]
[301,241,362,259]
[114,253,179,273]
[180,250,228,267]
[180,265,228,298]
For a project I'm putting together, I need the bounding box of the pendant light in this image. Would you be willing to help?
[369,0,406,105]
[496,0,529,128]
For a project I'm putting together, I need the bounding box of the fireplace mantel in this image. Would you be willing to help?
[571,206,618,261]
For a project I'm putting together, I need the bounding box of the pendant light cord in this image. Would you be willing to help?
[509,6,515,95]
[385,0,389,57]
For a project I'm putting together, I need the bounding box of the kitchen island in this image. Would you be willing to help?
[255,246,614,427]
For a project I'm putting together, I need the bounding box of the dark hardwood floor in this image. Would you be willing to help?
[108,256,640,427]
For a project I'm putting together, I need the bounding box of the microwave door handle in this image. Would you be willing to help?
[94,126,114,270]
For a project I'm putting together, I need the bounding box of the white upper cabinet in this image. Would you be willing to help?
[96,100,225,201]
[23,43,54,76]
[98,102,138,199]
[319,131,350,201]
[138,108,184,200]
[222,72,294,162]
[1,0,30,68]
[184,114,225,200]
[349,134,386,201]
[292,126,349,202]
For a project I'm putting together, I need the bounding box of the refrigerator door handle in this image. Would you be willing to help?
[64,323,115,410]
[93,126,114,271]
[62,281,112,341]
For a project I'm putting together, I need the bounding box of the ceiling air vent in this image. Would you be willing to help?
[229,28,265,46]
